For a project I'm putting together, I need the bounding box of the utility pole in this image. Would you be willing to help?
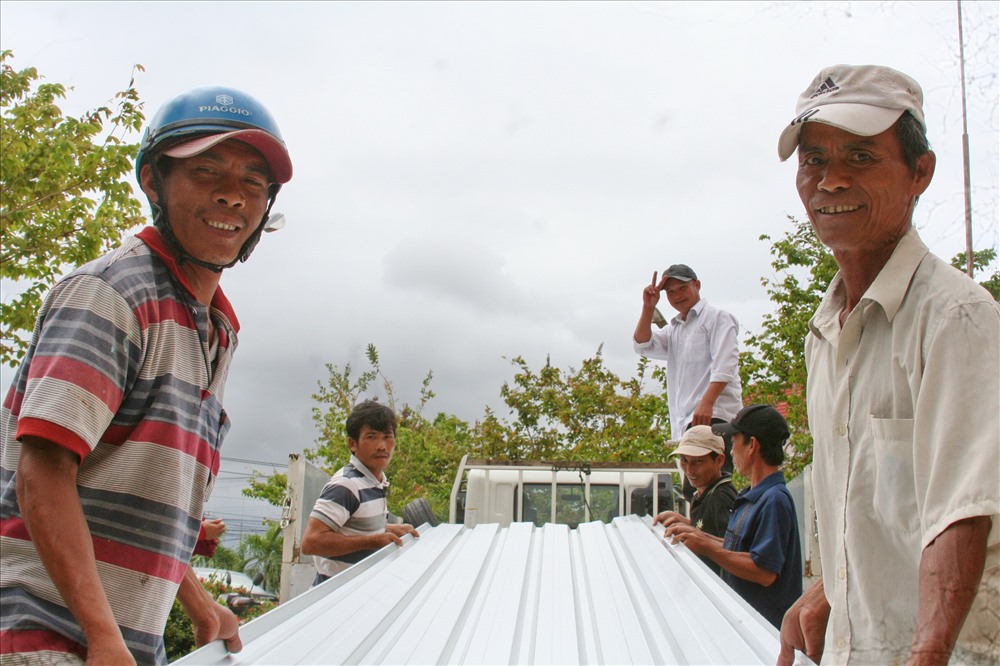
[957,0,974,277]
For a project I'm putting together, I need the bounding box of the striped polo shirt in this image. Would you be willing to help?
[0,227,239,665]
[310,456,390,578]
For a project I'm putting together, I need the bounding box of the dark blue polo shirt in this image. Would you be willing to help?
[721,471,802,628]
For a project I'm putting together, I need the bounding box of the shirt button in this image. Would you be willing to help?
[837,425,847,436]
[838,568,846,580]
[837,638,846,649]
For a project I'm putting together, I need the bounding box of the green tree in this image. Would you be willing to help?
[246,344,672,521]
[243,470,287,508]
[950,248,1000,301]
[475,348,670,462]
[191,543,245,572]
[1,51,145,366]
[740,216,838,478]
[245,344,472,522]
[238,522,283,593]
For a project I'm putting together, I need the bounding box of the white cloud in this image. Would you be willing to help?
[2,1,997,525]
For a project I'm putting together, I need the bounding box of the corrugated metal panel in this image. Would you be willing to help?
[176,516,811,665]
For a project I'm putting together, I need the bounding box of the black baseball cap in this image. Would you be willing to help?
[662,264,698,282]
[713,404,790,445]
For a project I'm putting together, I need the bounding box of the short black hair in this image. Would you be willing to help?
[740,430,785,467]
[154,153,176,177]
[894,111,931,173]
[345,400,397,441]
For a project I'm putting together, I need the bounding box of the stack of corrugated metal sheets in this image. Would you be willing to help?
[176,515,810,665]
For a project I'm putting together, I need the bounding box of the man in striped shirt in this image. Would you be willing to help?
[302,401,419,584]
[0,86,293,665]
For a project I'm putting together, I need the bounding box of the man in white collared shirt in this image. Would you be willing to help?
[633,264,743,442]
[776,64,999,666]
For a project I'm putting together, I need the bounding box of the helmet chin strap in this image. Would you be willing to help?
[150,163,280,273]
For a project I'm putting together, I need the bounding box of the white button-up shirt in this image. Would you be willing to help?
[634,298,742,438]
[806,227,999,664]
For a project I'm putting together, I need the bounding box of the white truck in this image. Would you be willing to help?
[277,454,688,601]
[447,455,684,527]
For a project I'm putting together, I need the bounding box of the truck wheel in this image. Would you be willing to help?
[403,498,439,527]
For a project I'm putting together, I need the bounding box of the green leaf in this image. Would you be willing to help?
[1,51,146,366]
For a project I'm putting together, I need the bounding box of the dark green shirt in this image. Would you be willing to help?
[691,474,737,575]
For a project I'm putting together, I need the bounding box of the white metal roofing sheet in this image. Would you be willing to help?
[175,515,810,665]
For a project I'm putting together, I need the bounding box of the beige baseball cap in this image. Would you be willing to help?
[777,64,925,162]
[670,425,725,458]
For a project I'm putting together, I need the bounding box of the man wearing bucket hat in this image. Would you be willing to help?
[633,264,742,467]
[665,405,802,629]
[653,425,736,575]
[0,86,293,664]
[776,65,999,666]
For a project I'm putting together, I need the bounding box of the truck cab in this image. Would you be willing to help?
[450,456,686,528]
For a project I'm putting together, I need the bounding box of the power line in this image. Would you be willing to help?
[220,456,289,468]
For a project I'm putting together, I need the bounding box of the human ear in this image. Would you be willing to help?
[912,150,936,198]
[139,163,159,203]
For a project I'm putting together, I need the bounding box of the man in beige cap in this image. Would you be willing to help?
[654,425,736,575]
[777,64,999,666]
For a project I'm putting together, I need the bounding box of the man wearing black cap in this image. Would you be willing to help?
[777,65,998,666]
[633,264,742,447]
[665,404,802,630]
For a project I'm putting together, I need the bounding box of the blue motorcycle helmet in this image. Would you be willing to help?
[136,86,293,271]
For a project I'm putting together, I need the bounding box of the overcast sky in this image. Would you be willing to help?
[2,1,998,533]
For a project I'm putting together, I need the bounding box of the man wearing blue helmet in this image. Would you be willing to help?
[0,86,293,665]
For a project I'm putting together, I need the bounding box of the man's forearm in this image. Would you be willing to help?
[177,566,242,652]
[177,566,218,620]
[672,529,777,586]
[909,516,990,664]
[689,381,728,425]
[301,519,400,558]
[633,307,655,344]
[700,381,726,407]
[16,438,128,657]
[710,548,779,587]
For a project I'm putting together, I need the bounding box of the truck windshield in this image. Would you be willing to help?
[521,483,620,527]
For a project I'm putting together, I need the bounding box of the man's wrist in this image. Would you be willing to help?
[907,644,953,666]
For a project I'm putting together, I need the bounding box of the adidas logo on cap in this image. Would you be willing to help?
[809,77,840,99]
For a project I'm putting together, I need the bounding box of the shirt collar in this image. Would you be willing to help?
[737,470,785,503]
[136,226,240,332]
[862,226,929,323]
[697,473,732,498]
[349,454,390,488]
[671,297,707,325]
[809,227,928,338]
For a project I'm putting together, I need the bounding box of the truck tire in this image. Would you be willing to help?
[403,498,439,527]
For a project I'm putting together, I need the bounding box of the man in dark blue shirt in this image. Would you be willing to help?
[665,404,802,628]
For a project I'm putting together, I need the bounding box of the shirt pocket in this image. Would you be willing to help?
[681,328,710,362]
[870,416,918,534]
